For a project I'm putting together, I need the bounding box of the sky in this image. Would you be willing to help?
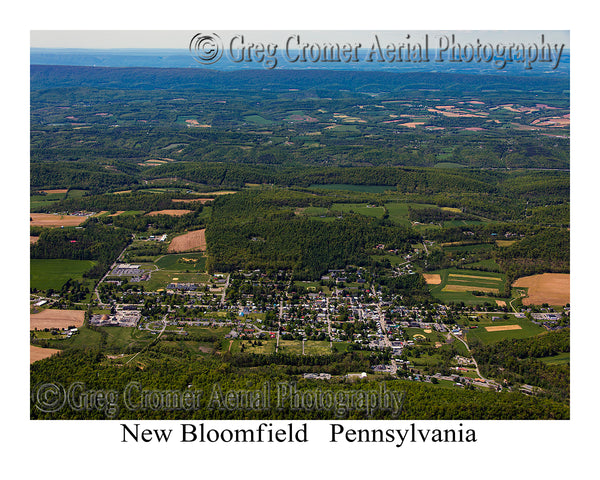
[31,30,569,50]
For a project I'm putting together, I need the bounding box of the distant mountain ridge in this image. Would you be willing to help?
[30,64,570,93]
[30,47,569,76]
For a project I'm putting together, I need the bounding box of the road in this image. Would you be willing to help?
[326,296,332,349]
[220,274,230,306]
[94,242,130,307]
[276,298,283,353]
[126,313,167,365]
[447,329,498,388]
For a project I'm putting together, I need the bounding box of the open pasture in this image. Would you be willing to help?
[30,259,97,291]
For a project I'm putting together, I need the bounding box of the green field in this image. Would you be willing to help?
[443,243,494,253]
[155,253,207,272]
[434,162,467,169]
[243,114,274,125]
[42,326,156,352]
[539,352,570,365]
[427,268,508,305]
[67,189,87,198]
[30,259,97,291]
[464,317,545,345]
[405,327,447,344]
[301,206,329,217]
[384,202,438,226]
[30,191,68,210]
[331,203,385,218]
[118,210,145,216]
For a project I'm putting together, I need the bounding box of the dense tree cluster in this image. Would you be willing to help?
[472,329,570,402]
[30,223,130,278]
[30,348,569,420]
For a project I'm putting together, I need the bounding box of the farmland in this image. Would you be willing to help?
[29,64,570,421]
[30,345,61,363]
[30,309,85,329]
[513,273,570,306]
[30,259,97,290]
[168,229,207,253]
[30,213,88,227]
[427,268,507,305]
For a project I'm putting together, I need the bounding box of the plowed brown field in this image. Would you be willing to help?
[168,229,207,253]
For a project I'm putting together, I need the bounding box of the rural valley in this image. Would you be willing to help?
[30,62,570,420]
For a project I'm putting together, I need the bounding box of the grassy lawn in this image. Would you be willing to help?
[30,259,97,291]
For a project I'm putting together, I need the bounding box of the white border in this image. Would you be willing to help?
[4,1,598,478]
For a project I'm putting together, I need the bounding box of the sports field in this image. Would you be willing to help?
[485,325,522,332]
[155,253,207,272]
[465,317,544,344]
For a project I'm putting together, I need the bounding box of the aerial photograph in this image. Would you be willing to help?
[29,30,571,421]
